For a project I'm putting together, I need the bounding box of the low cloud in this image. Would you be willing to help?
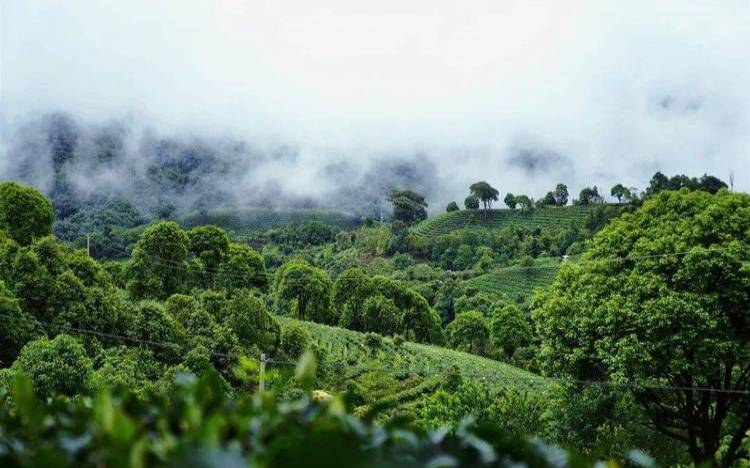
[1,0,748,212]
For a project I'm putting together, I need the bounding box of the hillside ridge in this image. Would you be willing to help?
[412,205,597,238]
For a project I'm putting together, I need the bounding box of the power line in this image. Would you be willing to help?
[3,312,748,396]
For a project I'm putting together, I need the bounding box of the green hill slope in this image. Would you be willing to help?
[412,205,595,239]
[279,317,553,420]
[464,257,561,301]
[178,207,362,232]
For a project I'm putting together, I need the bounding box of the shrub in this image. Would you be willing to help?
[441,365,462,392]
[364,332,383,352]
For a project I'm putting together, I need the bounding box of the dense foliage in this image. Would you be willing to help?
[0,370,652,468]
[0,181,54,245]
[0,173,744,466]
[534,189,750,466]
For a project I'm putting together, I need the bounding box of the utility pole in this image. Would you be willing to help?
[259,353,266,393]
[86,233,91,257]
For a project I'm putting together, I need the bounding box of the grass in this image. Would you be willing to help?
[464,257,561,300]
[178,207,362,232]
[411,205,595,239]
[278,317,552,420]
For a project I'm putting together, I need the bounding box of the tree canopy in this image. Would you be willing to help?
[126,221,190,299]
[554,184,569,206]
[387,190,428,225]
[646,171,728,196]
[575,186,603,205]
[609,184,631,203]
[0,182,54,246]
[446,310,490,355]
[469,181,499,218]
[274,260,335,324]
[534,189,750,466]
[464,194,480,210]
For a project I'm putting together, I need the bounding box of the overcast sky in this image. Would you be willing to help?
[1,0,749,200]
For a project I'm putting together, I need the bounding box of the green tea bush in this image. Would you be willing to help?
[0,370,642,468]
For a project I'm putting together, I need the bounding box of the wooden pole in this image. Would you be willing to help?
[259,353,266,393]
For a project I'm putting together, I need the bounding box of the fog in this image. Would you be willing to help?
[1,0,749,214]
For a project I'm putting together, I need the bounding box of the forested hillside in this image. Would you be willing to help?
[0,172,747,467]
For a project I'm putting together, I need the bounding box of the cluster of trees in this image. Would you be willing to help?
[2,176,747,466]
[271,262,444,344]
[444,304,532,361]
[385,204,621,271]
[449,182,575,212]
[125,222,267,298]
[0,181,313,396]
[646,171,727,195]
[333,267,443,343]
[443,172,729,214]
[432,187,750,465]
[387,189,428,225]
[53,197,147,258]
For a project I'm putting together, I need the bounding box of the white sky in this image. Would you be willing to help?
[1,0,749,198]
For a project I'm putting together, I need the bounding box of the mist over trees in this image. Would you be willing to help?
[1,113,444,222]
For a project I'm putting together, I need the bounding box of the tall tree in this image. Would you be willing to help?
[504,193,517,209]
[274,260,335,324]
[610,183,631,203]
[534,190,750,467]
[387,190,428,225]
[187,225,230,288]
[446,311,490,355]
[514,195,532,210]
[646,171,670,195]
[469,181,499,219]
[542,192,557,206]
[576,186,603,205]
[126,222,189,299]
[554,183,569,206]
[219,243,268,291]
